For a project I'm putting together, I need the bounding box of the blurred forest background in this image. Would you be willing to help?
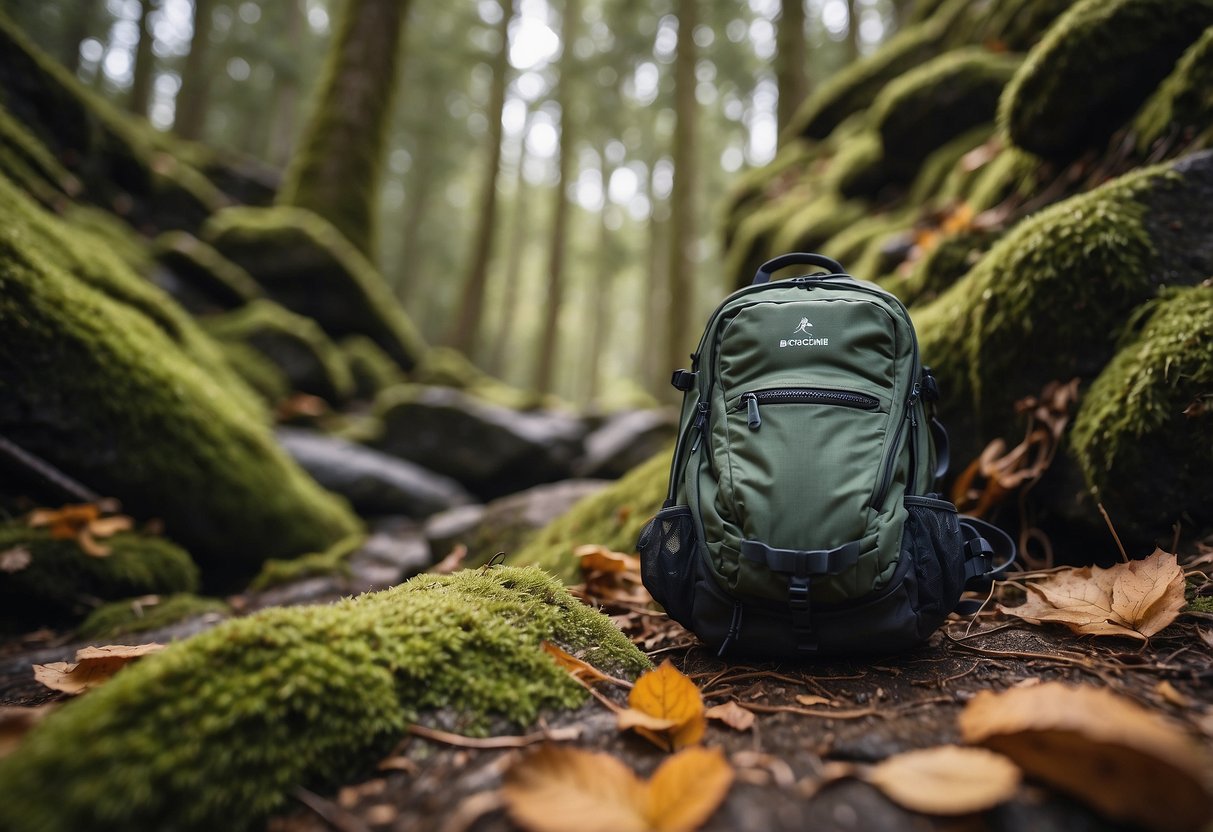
[5,0,910,404]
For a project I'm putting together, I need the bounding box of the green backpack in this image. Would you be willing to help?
[639,253,1013,657]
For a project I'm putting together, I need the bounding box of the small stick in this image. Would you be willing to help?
[405,723,575,750]
[1097,502,1130,563]
[291,787,372,832]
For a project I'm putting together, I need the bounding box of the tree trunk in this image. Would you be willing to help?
[277,0,411,258]
[447,0,515,356]
[59,3,95,76]
[583,148,616,404]
[128,0,155,117]
[664,0,699,379]
[532,0,579,395]
[487,109,535,378]
[775,0,809,142]
[174,0,215,140]
[848,0,863,61]
[265,0,304,167]
[395,81,444,307]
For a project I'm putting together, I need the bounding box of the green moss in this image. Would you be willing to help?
[906,124,997,206]
[966,146,1042,210]
[895,229,1000,306]
[77,593,230,641]
[771,192,869,256]
[204,300,355,404]
[509,450,671,582]
[214,340,292,406]
[61,204,155,275]
[873,48,1021,183]
[722,140,820,243]
[1070,286,1213,532]
[914,163,1169,421]
[0,566,648,832]
[821,209,916,272]
[340,335,405,399]
[851,221,915,283]
[1000,0,1213,159]
[957,0,1079,52]
[412,347,548,410]
[0,179,360,579]
[1133,27,1213,153]
[248,532,364,591]
[829,131,889,199]
[723,191,812,286]
[202,206,427,370]
[783,19,946,142]
[153,231,264,310]
[0,526,198,624]
[0,100,76,205]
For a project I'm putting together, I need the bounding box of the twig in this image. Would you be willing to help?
[405,723,578,750]
[1098,502,1130,563]
[291,787,372,832]
[744,703,881,720]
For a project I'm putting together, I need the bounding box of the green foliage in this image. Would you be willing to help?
[0,176,360,579]
[77,593,230,641]
[509,450,671,581]
[203,300,355,404]
[247,532,364,591]
[1070,286,1213,532]
[999,0,1213,158]
[1133,26,1213,152]
[0,567,648,832]
[0,526,198,624]
[60,204,154,274]
[905,124,997,206]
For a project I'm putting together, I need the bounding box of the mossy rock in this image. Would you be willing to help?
[723,192,811,289]
[962,0,1080,52]
[1000,0,1213,159]
[905,124,997,207]
[204,300,355,405]
[0,99,77,206]
[77,593,230,641]
[60,204,154,274]
[412,346,548,411]
[966,145,1042,211]
[202,206,426,370]
[829,131,890,200]
[914,151,1213,430]
[0,181,360,580]
[1071,286,1213,537]
[1132,26,1213,154]
[340,335,404,399]
[0,15,225,232]
[821,209,917,274]
[152,231,264,314]
[873,49,1021,184]
[0,526,198,625]
[771,192,869,256]
[213,340,292,406]
[888,229,1000,306]
[0,566,648,832]
[509,450,671,582]
[722,140,821,246]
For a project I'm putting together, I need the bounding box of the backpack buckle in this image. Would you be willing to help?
[670,369,697,391]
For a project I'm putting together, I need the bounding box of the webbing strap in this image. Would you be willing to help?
[740,538,862,578]
[930,416,950,482]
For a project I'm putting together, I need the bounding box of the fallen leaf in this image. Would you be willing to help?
[0,546,31,573]
[1000,549,1185,640]
[618,660,705,751]
[431,543,467,574]
[794,694,833,707]
[705,701,755,732]
[0,704,54,758]
[502,745,732,832]
[959,682,1213,831]
[27,503,135,558]
[576,544,641,575]
[33,642,164,695]
[541,642,617,686]
[865,746,1020,815]
[1154,681,1192,709]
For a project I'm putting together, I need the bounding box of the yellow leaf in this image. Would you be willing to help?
[502,746,733,832]
[541,641,615,686]
[33,643,164,695]
[704,701,755,732]
[646,747,734,832]
[1000,549,1184,639]
[959,682,1213,831]
[621,660,705,751]
[575,544,640,574]
[865,746,1020,815]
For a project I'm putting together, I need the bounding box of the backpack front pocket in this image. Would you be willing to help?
[637,505,699,627]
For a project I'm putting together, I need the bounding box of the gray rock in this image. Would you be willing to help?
[276,428,474,518]
[575,408,678,479]
[424,479,608,566]
[373,386,587,499]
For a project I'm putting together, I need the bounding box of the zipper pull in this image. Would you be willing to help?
[907,383,921,427]
[689,401,709,452]
[743,393,761,430]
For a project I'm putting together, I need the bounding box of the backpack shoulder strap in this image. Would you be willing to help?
[954,516,1016,614]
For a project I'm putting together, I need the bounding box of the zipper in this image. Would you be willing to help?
[734,388,879,430]
[872,382,920,506]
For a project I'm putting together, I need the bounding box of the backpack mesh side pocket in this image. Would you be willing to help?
[638,505,698,626]
[902,495,965,627]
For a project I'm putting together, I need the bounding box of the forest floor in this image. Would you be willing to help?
[1,544,1211,831]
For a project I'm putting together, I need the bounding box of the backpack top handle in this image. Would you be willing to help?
[752,252,845,285]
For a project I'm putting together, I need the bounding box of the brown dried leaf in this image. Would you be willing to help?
[704,701,755,732]
[1154,681,1192,709]
[619,660,705,751]
[959,682,1213,831]
[28,504,99,538]
[576,544,640,575]
[865,746,1020,815]
[794,694,833,707]
[1001,549,1185,640]
[33,643,165,695]
[541,641,615,686]
[432,544,468,575]
[502,745,732,832]
[88,515,133,538]
[0,704,54,758]
[0,546,31,573]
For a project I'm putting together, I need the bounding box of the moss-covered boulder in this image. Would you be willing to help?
[340,335,405,399]
[411,346,548,410]
[509,450,670,581]
[0,182,360,579]
[915,150,1213,426]
[202,206,426,369]
[76,593,230,641]
[1132,26,1213,153]
[203,300,355,404]
[1000,0,1213,159]
[1071,286,1213,536]
[151,231,264,314]
[771,192,869,254]
[0,100,77,206]
[0,526,198,625]
[0,567,647,832]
